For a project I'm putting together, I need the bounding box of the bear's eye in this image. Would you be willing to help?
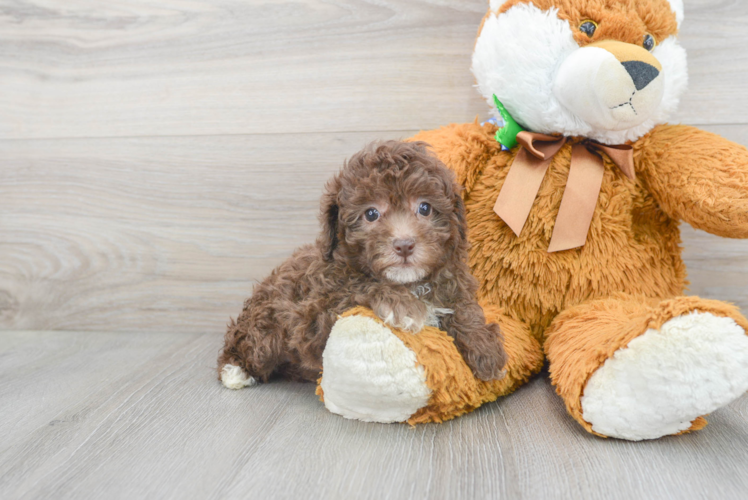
[643,33,656,52]
[418,202,432,217]
[364,208,380,222]
[579,20,597,38]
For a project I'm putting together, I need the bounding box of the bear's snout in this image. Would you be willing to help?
[553,40,665,132]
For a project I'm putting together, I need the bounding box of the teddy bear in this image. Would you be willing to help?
[315,0,748,441]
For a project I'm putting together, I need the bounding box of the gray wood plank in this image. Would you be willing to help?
[0,131,409,332]
[682,224,748,314]
[0,0,746,140]
[1,330,747,500]
[3,127,748,333]
[1,1,747,498]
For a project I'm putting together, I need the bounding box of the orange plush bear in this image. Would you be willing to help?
[316,0,748,440]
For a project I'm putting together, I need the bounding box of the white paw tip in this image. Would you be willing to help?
[582,311,748,441]
[221,364,257,390]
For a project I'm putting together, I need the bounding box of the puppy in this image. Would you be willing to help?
[218,141,507,388]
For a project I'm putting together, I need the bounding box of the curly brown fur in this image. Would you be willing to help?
[218,141,507,384]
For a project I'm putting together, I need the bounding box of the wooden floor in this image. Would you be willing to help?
[2,0,748,498]
[1,330,747,500]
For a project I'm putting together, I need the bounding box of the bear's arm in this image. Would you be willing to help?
[638,124,748,238]
[409,121,501,194]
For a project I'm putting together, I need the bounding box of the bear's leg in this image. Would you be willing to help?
[318,305,543,424]
[480,303,546,398]
[545,295,748,441]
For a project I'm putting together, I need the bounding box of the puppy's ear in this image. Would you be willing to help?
[453,190,468,245]
[318,176,342,262]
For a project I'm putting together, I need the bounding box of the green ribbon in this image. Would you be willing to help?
[493,95,525,150]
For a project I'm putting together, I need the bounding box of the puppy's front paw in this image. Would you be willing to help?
[397,315,426,334]
[220,364,257,389]
[462,324,508,381]
[373,298,427,334]
[466,351,507,382]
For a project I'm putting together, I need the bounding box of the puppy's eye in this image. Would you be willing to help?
[418,202,432,216]
[643,33,656,52]
[364,208,380,222]
[579,20,597,38]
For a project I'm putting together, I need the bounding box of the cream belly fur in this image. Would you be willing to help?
[581,312,748,441]
[320,314,432,423]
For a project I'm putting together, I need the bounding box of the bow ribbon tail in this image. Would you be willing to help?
[590,143,636,181]
[493,133,634,253]
[547,144,606,253]
[493,132,566,236]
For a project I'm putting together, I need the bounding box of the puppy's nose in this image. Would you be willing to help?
[393,238,415,258]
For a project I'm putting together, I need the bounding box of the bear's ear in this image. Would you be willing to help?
[489,0,508,12]
[666,0,684,28]
[318,175,342,262]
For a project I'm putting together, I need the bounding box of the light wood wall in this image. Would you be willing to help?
[2,0,747,333]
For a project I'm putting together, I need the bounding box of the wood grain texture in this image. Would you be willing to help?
[2,127,748,333]
[0,131,412,332]
[0,0,747,141]
[1,2,747,498]
[1,330,747,500]
[1,0,748,333]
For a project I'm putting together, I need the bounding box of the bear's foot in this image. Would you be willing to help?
[318,306,545,424]
[319,312,432,423]
[581,311,748,440]
[547,295,748,441]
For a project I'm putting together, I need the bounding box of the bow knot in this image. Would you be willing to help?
[493,131,635,253]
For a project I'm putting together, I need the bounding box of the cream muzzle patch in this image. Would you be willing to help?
[554,40,664,131]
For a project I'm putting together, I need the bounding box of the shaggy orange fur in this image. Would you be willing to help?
[406,120,748,428]
[317,305,543,425]
[545,295,748,436]
[478,0,678,52]
[497,0,678,46]
[313,0,748,433]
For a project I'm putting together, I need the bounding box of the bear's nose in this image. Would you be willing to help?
[621,61,660,91]
[393,238,416,258]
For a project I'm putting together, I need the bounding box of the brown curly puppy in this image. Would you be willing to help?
[218,141,507,389]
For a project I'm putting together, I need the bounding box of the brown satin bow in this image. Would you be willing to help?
[493,131,635,253]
